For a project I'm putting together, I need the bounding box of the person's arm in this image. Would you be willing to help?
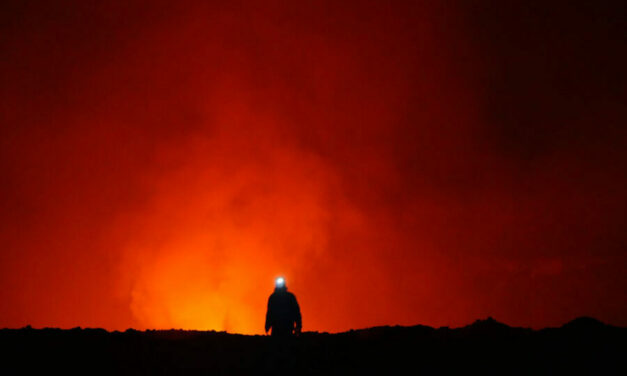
[265,296,272,334]
[293,295,302,333]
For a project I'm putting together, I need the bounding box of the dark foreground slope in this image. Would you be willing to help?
[1,317,625,375]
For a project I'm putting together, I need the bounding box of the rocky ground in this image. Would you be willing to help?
[1,317,624,375]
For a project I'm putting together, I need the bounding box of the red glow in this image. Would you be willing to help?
[0,1,625,333]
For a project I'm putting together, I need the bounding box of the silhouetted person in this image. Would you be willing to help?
[265,277,302,337]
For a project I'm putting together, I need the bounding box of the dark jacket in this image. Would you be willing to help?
[265,287,302,336]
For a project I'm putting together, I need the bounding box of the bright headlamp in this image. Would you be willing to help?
[275,277,285,288]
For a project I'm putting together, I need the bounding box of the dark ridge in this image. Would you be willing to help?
[1,317,625,375]
[560,316,608,329]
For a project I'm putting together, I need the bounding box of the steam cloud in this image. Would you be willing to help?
[0,1,625,332]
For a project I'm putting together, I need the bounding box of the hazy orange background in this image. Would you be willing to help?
[1,1,625,334]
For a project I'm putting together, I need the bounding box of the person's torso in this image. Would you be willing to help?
[269,292,296,322]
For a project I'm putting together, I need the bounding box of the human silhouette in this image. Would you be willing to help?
[265,277,302,337]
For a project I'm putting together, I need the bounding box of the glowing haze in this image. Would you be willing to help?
[1,1,625,334]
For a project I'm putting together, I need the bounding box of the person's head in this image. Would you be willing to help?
[275,276,287,291]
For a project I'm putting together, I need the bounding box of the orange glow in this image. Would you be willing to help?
[117,116,338,333]
[1,1,626,333]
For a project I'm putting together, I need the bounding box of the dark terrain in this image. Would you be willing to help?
[1,317,624,375]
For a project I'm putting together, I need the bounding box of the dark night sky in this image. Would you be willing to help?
[0,0,625,333]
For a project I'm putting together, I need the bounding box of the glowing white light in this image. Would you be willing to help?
[275,277,285,287]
